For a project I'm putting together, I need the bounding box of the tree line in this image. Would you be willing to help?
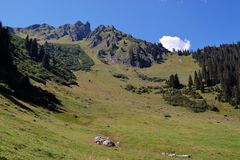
[192,44,240,105]
[168,43,240,106]
[25,35,50,69]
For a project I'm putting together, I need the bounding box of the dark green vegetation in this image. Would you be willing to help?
[112,73,129,80]
[166,74,183,89]
[164,43,240,111]
[176,49,191,56]
[124,84,161,94]
[22,36,94,85]
[124,74,207,112]
[136,72,165,82]
[0,24,60,111]
[47,43,94,71]
[192,44,240,107]
[162,88,208,113]
[0,22,94,110]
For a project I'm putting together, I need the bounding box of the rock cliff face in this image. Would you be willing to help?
[12,21,91,41]
[86,25,169,67]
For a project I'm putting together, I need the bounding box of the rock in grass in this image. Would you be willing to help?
[102,140,116,147]
[94,136,117,147]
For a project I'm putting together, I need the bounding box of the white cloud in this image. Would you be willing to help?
[159,36,191,52]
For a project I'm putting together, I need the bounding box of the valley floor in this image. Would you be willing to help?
[0,44,240,160]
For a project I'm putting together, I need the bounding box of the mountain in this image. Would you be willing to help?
[86,25,169,67]
[10,21,169,68]
[1,22,240,160]
[11,21,91,41]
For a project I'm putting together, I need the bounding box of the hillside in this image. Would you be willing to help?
[0,22,240,160]
[11,21,169,68]
[1,52,240,160]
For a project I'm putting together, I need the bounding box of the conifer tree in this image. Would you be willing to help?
[30,38,38,59]
[37,45,45,62]
[168,74,175,88]
[188,75,193,89]
[198,70,204,93]
[42,52,50,69]
[0,24,12,68]
[194,71,200,90]
[25,35,31,51]
[174,74,181,89]
[168,74,182,89]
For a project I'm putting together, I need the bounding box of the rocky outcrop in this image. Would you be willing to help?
[12,21,91,41]
[130,45,152,68]
[86,25,169,68]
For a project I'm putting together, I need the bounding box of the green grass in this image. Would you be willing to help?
[140,54,200,84]
[0,40,240,160]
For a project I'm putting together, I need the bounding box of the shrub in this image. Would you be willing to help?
[112,73,129,80]
[163,88,208,112]
[182,88,203,99]
[125,84,136,92]
[137,73,165,82]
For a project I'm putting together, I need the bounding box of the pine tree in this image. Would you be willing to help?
[194,71,200,90]
[168,74,175,88]
[25,35,31,51]
[0,24,12,68]
[198,70,204,93]
[232,86,239,105]
[174,74,181,89]
[42,52,50,69]
[37,45,45,62]
[168,74,182,89]
[29,38,38,59]
[188,75,193,89]
[44,41,49,53]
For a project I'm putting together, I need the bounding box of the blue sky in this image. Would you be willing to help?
[1,0,240,50]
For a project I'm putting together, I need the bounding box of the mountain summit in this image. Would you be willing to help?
[12,21,91,41]
[86,25,169,67]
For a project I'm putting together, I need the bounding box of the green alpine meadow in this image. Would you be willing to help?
[1,1,240,159]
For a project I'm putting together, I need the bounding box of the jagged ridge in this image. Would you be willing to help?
[11,21,91,41]
[86,25,169,68]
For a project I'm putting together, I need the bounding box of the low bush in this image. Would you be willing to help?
[137,73,165,82]
[182,88,203,99]
[163,88,208,112]
[112,73,129,80]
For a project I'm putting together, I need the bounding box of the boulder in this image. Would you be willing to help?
[95,136,106,145]
[102,140,116,147]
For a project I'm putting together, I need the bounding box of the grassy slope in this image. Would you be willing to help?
[0,40,240,160]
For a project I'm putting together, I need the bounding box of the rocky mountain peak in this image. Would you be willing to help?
[13,21,91,41]
[86,25,169,67]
